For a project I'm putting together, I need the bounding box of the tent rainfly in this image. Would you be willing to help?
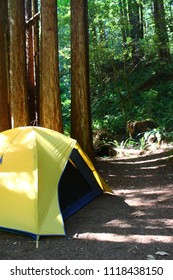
[0,126,112,239]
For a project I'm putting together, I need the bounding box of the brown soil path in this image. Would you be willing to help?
[0,149,173,260]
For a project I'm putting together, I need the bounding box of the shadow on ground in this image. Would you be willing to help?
[0,150,173,259]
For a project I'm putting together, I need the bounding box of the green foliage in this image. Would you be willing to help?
[142,127,163,144]
[120,138,138,149]
[58,0,71,133]
[58,0,173,140]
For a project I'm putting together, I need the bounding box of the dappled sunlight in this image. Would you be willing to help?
[0,171,37,200]
[104,219,134,229]
[73,232,173,244]
[103,217,173,230]
[122,174,153,178]
[0,127,35,156]
[62,149,173,259]
[91,151,173,253]
[115,186,173,208]
[0,129,38,202]
[109,152,173,166]
[140,164,166,170]
[141,218,173,229]
[0,134,10,152]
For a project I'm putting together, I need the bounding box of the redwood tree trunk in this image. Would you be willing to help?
[25,0,37,125]
[8,0,29,127]
[153,0,171,62]
[71,0,94,161]
[39,0,63,132]
[119,0,128,45]
[33,0,40,125]
[0,0,11,131]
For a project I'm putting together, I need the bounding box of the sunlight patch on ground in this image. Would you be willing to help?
[110,151,173,165]
[73,232,173,243]
[140,164,166,170]
[104,219,133,228]
[122,174,154,178]
[114,187,173,207]
[103,218,173,230]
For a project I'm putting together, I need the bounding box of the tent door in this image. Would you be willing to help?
[58,149,102,219]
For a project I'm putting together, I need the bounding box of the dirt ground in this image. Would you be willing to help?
[0,146,173,260]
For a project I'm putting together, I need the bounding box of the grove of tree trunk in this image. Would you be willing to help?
[39,0,63,132]
[0,0,11,131]
[153,0,171,62]
[71,0,94,161]
[8,0,29,127]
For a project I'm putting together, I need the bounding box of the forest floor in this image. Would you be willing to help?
[0,144,173,260]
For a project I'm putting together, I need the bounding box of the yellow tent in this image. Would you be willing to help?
[0,126,111,239]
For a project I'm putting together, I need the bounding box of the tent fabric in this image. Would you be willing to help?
[0,126,111,239]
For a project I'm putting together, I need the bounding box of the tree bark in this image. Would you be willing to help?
[153,0,171,62]
[71,0,94,161]
[128,0,143,62]
[8,0,29,127]
[25,0,37,125]
[39,0,63,132]
[33,0,40,125]
[119,0,129,45]
[0,0,11,131]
